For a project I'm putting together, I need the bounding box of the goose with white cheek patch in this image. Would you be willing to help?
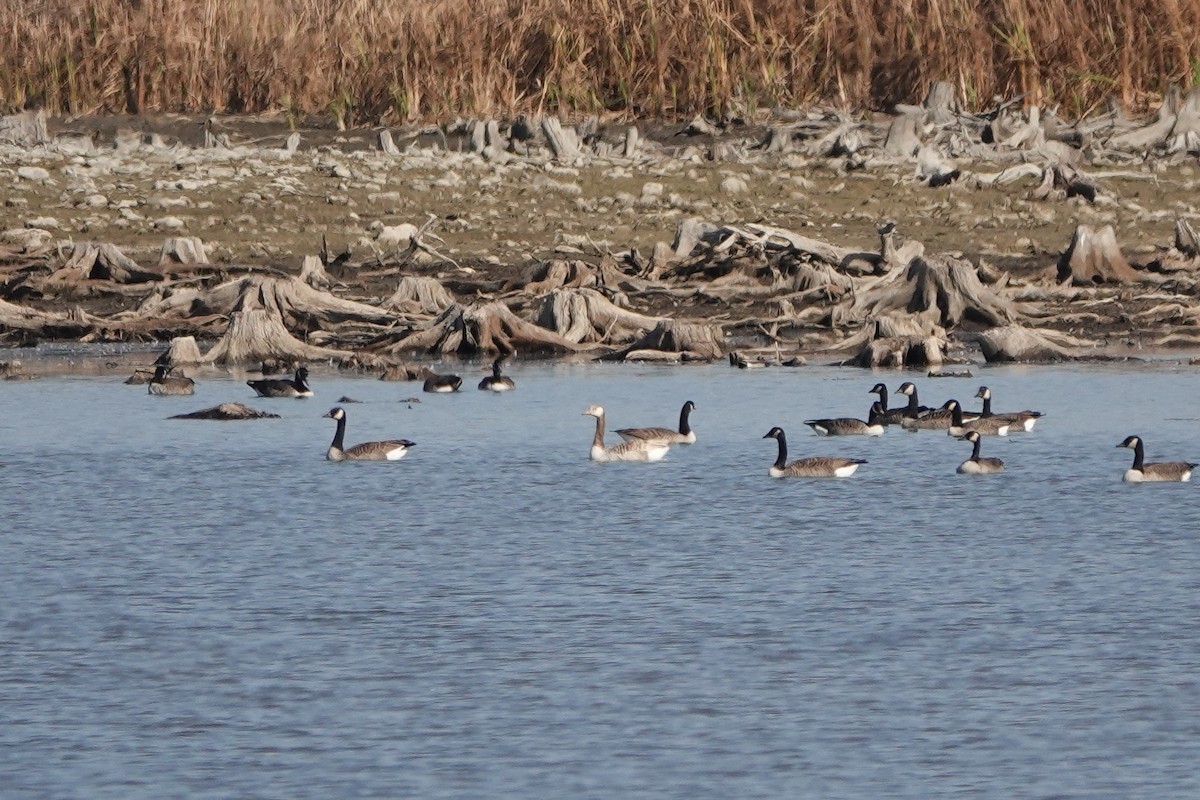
[956,431,1005,474]
[248,366,313,398]
[901,399,979,430]
[974,386,1043,431]
[892,381,932,421]
[804,402,886,436]
[148,364,195,396]
[762,427,866,477]
[583,405,670,462]
[616,400,697,445]
[323,407,415,461]
[945,400,1009,438]
[1116,435,1196,482]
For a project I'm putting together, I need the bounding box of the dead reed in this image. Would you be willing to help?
[2,0,1198,121]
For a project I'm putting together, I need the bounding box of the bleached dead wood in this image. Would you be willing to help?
[542,116,584,161]
[602,319,725,361]
[384,275,455,314]
[1055,225,1142,284]
[383,301,580,355]
[300,255,335,290]
[536,288,662,344]
[850,254,1020,329]
[159,237,208,265]
[971,325,1093,362]
[0,109,48,145]
[50,243,162,284]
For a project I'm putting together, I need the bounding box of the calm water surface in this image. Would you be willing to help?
[2,357,1199,799]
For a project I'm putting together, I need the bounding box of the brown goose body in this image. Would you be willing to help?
[478,356,516,392]
[616,400,697,445]
[944,400,1009,437]
[324,407,415,461]
[1117,436,1196,482]
[422,368,462,393]
[147,365,195,396]
[974,386,1043,432]
[956,431,1005,474]
[584,405,670,462]
[804,402,886,436]
[248,366,313,398]
[762,427,866,477]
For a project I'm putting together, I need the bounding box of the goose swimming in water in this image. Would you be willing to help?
[945,400,1010,437]
[616,400,697,445]
[147,364,195,396]
[478,355,516,392]
[421,367,462,393]
[1116,435,1196,482]
[762,427,866,477]
[974,386,1043,431]
[247,366,313,398]
[901,399,980,430]
[893,381,932,420]
[583,405,670,462]
[323,407,415,461]
[804,402,886,436]
[956,431,1005,474]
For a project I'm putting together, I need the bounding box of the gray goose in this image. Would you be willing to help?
[147,364,195,396]
[323,407,415,461]
[583,405,670,462]
[421,367,462,393]
[616,400,697,445]
[804,402,886,436]
[762,427,866,477]
[248,366,313,398]
[478,355,516,392]
[974,386,1043,431]
[945,400,1010,437]
[956,431,1005,474]
[1117,436,1196,482]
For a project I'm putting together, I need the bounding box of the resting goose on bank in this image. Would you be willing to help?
[247,366,313,398]
[147,364,195,396]
[804,402,886,436]
[762,427,867,477]
[616,400,697,445]
[323,407,415,461]
[421,367,462,393]
[956,431,1005,474]
[901,399,981,430]
[478,355,516,391]
[583,405,670,462]
[945,400,1010,437]
[974,386,1043,431]
[1116,435,1196,482]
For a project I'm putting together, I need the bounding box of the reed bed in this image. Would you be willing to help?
[2,0,1198,121]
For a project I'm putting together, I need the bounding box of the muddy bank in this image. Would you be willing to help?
[3,92,1200,375]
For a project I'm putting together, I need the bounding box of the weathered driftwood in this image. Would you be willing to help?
[0,109,48,145]
[851,253,1019,329]
[1107,85,1183,151]
[523,260,603,294]
[50,243,162,284]
[971,325,1092,362]
[0,298,91,342]
[170,402,281,420]
[883,112,923,158]
[203,308,350,365]
[542,116,584,161]
[831,315,948,368]
[837,222,903,276]
[159,237,208,265]
[601,319,725,361]
[1029,164,1099,202]
[1148,219,1200,273]
[535,288,661,344]
[385,301,580,355]
[1055,225,1142,284]
[384,275,455,314]
[300,255,335,290]
[162,335,204,365]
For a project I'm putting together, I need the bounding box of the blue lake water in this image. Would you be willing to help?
[2,356,1199,799]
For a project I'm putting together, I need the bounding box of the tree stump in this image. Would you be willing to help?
[831,315,948,368]
[300,255,335,290]
[159,237,209,266]
[50,243,162,283]
[972,324,1092,362]
[1055,225,1142,284]
[384,275,455,315]
[852,254,1018,329]
[385,302,581,355]
[602,319,725,361]
[203,308,349,365]
[535,288,662,344]
[162,335,203,365]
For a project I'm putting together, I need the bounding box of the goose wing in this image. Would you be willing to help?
[615,425,680,444]
[343,439,416,460]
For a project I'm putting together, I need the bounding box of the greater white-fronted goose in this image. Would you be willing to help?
[583,405,669,462]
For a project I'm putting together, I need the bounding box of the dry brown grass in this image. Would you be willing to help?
[2,0,1198,121]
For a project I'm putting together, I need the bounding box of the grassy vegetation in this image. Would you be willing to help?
[2,0,1198,122]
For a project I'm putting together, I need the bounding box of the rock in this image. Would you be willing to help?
[170,402,282,420]
[17,166,51,182]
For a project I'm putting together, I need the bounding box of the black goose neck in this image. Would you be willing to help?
[951,403,963,426]
[330,414,346,451]
[773,432,788,470]
[970,436,983,461]
[905,391,919,415]
[1131,439,1145,470]
[679,403,693,435]
[981,396,993,417]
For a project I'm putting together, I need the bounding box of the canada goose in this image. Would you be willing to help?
[421,367,462,393]
[901,399,980,430]
[974,386,1043,431]
[868,382,905,426]
[762,427,867,477]
[247,366,313,398]
[323,407,415,461]
[616,400,697,445]
[147,364,195,396]
[583,404,670,462]
[956,431,1005,474]
[1116,435,1196,482]
[893,382,932,420]
[945,400,1010,437]
[478,355,516,391]
[804,402,885,436]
